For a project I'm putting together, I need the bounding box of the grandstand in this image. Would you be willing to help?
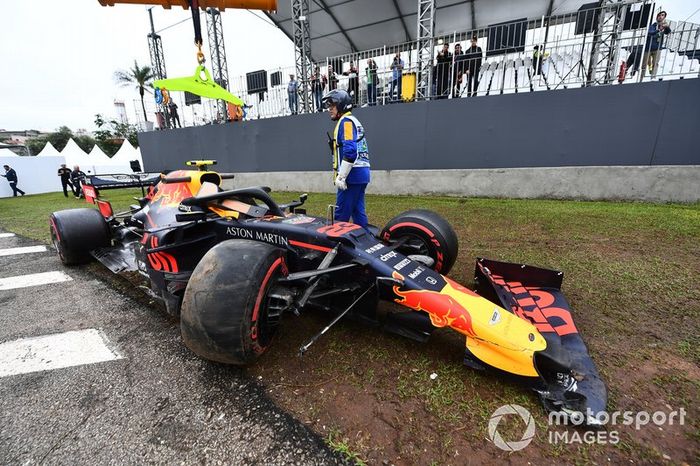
[211,0,700,119]
[138,0,700,203]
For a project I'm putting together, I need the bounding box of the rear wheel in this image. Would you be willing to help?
[180,240,288,365]
[380,209,459,274]
[49,208,110,265]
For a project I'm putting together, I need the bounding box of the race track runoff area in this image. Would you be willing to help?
[0,230,344,465]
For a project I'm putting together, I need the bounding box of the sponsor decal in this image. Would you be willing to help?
[282,216,316,225]
[255,231,289,246]
[226,226,254,239]
[391,271,476,337]
[364,244,384,254]
[394,258,411,271]
[489,308,501,325]
[425,276,438,285]
[317,222,362,237]
[380,251,398,262]
[408,266,424,279]
[226,227,289,246]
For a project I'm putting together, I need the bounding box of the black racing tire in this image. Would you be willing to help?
[180,240,288,365]
[380,209,459,275]
[49,208,111,266]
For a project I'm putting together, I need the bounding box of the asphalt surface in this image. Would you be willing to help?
[0,231,345,465]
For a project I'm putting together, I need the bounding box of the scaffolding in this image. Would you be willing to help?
[292,0,313,112]
[206,8,230,121]
[416,0,435,100]
[147,8,169,128]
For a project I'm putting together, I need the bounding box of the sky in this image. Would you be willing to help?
[1,0,698,133]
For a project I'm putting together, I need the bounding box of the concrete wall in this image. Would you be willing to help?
[226,166,700,203]
[139,79,700,202]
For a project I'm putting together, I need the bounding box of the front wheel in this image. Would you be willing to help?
[380,209,459,275]
[180,240,288,365]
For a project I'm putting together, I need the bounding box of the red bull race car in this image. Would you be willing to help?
[49,161,606,423]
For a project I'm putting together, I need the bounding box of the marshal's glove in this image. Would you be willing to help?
[334,160,353,191]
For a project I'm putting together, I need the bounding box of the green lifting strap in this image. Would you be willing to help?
[153,65,244,106]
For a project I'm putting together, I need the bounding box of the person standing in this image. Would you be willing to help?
[328,65,338,91]
[464,36,483,96]
[451,43,467,97]
[642,11,672,79]
[321,89,371,229]
[168,101,181,128]
[71,165,86,199]
[435,43,453,99]
[57,163,74,197]
[310,66,327,112]
[344,61,359,105]
[389,53,404,102]
[366,59,378,106]
[2,165,25,197]
[287,74,299,115]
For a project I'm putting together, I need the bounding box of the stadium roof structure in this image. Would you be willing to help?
[265,0,593,60]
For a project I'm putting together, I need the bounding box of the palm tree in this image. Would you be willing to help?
[114,61,154,122]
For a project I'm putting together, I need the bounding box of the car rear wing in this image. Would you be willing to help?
[82,173,161,204]
[84,173,162,191]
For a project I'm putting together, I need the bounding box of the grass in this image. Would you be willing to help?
[326,428,367,466]
[1,189,699,464]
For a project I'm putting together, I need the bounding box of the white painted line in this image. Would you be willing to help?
[0,271,72,291]
[0,233,16,238]
[0,329,123,378]
[0,245,47,257]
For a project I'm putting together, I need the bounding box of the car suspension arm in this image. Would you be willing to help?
[298,283,376,356]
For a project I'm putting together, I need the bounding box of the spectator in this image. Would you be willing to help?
[435,43,453,99]
[168,101,181,128]
[366,59,378,106]
[463,36,483,97]
[390,52,404,102]
[57,163,74,197]
[533,45,544,76]
[287,74,299,115]
[1,165,25,197]
[642,10,672,78]
[344,61,359,105]
[71,165,86,199]
[328,65,338,91]
[625,45,644,76]
[310,66,327,112]
[452,43,467,97]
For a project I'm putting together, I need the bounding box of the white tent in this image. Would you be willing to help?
[60,138,89,169]
[0,148,19,157]
[37,142,60,157]
[88,144,114,165]
[110,140,144,172]
[88,143,135,174]
[111,140,137,163]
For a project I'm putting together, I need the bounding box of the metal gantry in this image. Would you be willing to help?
[206,7,230,121]
[587,0,650,85]
[147,8,169,127]
[291,0,313,112]
[416,0,435,100]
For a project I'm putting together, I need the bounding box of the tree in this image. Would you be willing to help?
[94,114,140,157]
[114,61,154,123]
[25,126,95,155]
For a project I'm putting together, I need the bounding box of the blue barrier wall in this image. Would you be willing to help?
[139,78,700,172]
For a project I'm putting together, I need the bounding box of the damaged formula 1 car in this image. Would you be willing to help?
[49,161,606,423]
